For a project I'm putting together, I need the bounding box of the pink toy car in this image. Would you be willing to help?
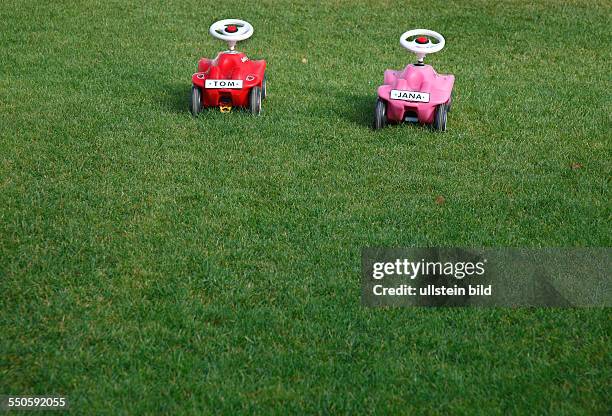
[374,29,454,131]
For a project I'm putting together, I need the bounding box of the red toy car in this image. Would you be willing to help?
[190,19,267,116]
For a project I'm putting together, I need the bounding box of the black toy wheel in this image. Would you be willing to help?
[249,86,262,115]
[446,91,453,112]
[373,98,387,130]
[432,103,447,131]
[189,86,202,117]
[261,73,267,99]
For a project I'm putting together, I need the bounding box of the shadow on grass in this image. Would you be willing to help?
[339,91,437,135]
[157,82,189,114]
[302,84,375,129]
[155,83,419,133]
[155,83,263,117]
[342,93,376,129]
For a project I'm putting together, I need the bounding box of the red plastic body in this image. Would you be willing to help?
[192,51,266,108]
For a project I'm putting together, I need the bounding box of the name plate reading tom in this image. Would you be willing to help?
[390,90,430,103]
[205,79,243,89]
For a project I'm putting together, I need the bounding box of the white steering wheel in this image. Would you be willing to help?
[209,19,254,50]
[399,29,445,63]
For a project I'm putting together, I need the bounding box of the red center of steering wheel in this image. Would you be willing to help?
[416,36,429,44]
[226,25,238,33]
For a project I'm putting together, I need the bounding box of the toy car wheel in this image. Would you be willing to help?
[261,74,267,100]
[446,92,453,112]
[190,86,202,117]
[432,103,448,131]
[249,86,262,115]
[373,99,387,130]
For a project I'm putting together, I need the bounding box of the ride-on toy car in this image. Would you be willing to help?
[190,19,267,116]
[374,29,454,131]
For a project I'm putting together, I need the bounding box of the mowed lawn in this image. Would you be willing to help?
[1,0,610,414]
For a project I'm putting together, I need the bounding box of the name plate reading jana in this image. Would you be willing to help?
[390,90,430,103]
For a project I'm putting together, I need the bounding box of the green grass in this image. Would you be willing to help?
[1,0,610,414]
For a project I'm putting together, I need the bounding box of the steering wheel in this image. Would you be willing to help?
[399,29,445,63]
[209,19,254,50]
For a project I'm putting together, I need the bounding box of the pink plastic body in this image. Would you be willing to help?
[377,64,454,123]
